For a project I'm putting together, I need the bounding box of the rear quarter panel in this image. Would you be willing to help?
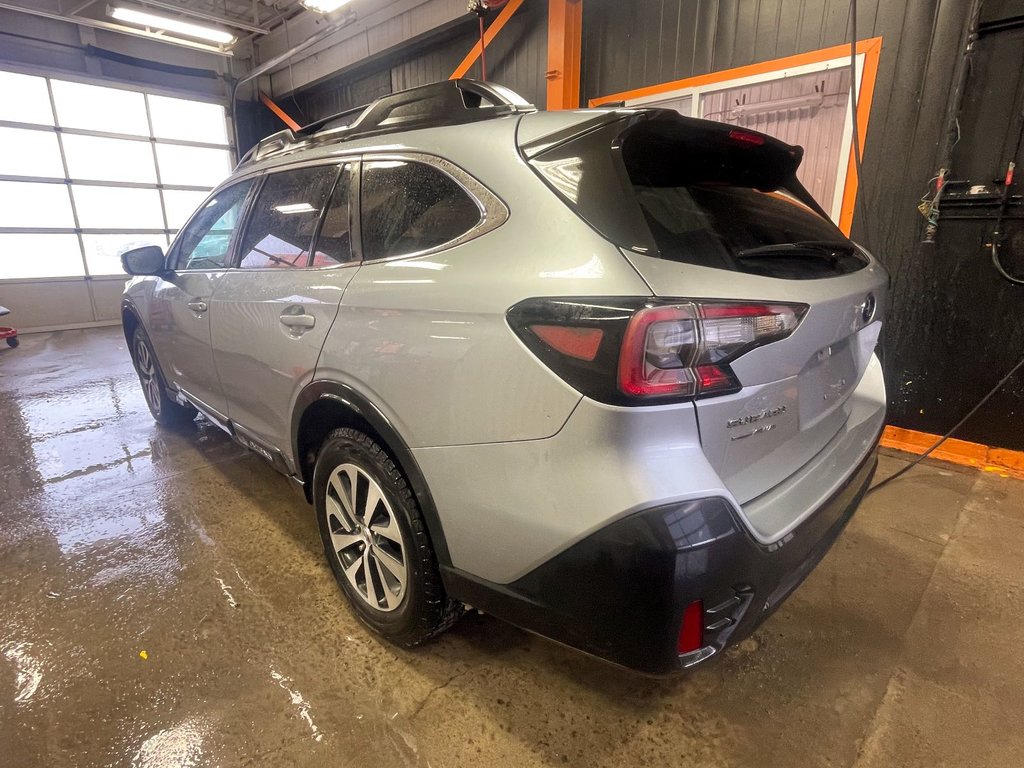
[315,125,654,447]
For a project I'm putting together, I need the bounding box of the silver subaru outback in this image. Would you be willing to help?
[120,79,887,674]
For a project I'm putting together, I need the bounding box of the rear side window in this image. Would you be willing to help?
[529,114,867,280]
[360,159,481,261]
[238,165,340,269]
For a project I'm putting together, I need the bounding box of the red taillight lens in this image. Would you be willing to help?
[678,600,704,654]
[617,305,699,396]
[529,324,604,361]
[617,301,806,399]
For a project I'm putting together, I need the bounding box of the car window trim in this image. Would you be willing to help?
[357,152,508,266]
[226,175,265,270]
[307,159,360,268]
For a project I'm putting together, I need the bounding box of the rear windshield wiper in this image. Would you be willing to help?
[736,240,856,260]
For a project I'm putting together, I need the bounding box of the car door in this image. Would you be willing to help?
[148,179,256,418]
[210,161,359,458]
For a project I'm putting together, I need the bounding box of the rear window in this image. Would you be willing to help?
[529,113,868,280]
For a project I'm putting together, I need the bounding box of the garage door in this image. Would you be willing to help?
[0,69,232,331]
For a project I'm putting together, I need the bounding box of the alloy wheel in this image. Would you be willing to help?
[135,339,161,417]
[324,463,408,612]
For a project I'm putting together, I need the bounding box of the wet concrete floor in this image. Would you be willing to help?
[1,326,1023,767]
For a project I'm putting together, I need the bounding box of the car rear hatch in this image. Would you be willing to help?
[520,110,888,509]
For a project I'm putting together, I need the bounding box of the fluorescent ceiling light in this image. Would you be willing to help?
[274,203,316,214]
[110,7,236,45]
[301,0,353,13]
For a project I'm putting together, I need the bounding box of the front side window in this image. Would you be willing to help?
[174,180,253,271]
[361,159,481,261]
[238,165,340,270]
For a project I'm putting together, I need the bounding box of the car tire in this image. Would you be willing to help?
[6,337,17,348]
[131,326,196,427]
[313,427,462,646]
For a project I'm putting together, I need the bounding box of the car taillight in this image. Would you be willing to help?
[507,297,807,405]
[618,302,807,399]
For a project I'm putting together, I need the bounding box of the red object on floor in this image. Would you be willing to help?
[0,305,18,348]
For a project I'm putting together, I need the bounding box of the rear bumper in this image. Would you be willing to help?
[443,440,879,675]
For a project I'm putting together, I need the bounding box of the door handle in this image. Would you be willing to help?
[280,313,315,329]
[187,299,208,314]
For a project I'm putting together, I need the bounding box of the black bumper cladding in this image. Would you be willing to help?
[443,447,879,675]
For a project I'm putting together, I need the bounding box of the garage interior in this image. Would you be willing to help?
[1,1,1023,766]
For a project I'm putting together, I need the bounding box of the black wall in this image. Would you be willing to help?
[275,0,1024,450]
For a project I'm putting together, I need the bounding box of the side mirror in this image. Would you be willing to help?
[121,245,167,276]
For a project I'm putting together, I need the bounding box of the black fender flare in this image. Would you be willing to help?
[121,298,174,389]
[291,380,452,568]
[120,298,140,346]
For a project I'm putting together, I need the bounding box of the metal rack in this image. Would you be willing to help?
[239,79,535,166]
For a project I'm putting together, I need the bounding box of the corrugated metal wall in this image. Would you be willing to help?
[292,0,548,120]
[700,67,852,214]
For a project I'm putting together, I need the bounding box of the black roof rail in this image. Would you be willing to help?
[241,79,535,166]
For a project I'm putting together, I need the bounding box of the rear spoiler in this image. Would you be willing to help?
[524,109,834,253]
[521,109,828,219]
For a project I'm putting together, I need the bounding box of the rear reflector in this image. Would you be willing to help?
[530,324,604,361]
[678,600,704,654]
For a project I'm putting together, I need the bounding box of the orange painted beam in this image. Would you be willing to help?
[838,37,882,236]
[450,0,526,80]
[545,0,583,110]
[880,426,1024,480]
[259,91,301,131]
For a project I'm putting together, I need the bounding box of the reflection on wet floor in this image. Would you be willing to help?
[2,327,1024,768]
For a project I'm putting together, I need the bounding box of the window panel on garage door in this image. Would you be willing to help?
[0,234,85,278]
[155,144,232,187]
[0,181,75,229]
[148,94,228,144]
[0,71,54,125]
[0,128,64,178]
[72,186,165,230]
[61,134,157,184]
[50,79,150,135]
